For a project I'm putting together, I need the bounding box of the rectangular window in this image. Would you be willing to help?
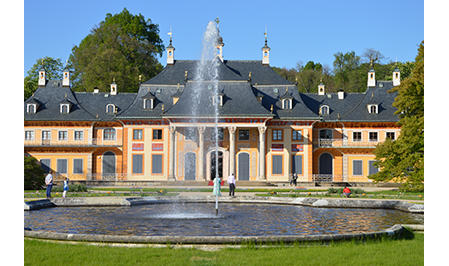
[292,130,302,141]
[152,154,163,174]
[132,154,143,174]
[292,155,303,175]
[353,132,362,141]
[74,130,84,141]
[211,128,224,141]
[369,160,379,175]
[73,159,83,174]
[153,129,163,140]
[353,160,363,176]
[133,129,143,140]
[58,131,68,141]
[369,132,378,142]
[103,128,116,140]
[42,130,51,140]
[272,155,283,175]
[57,159,67,174]
[272,129,283,141]
[25,130,34,140]
[386,132,395,140]
[239,130,250,141]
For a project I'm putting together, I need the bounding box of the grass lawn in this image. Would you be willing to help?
[24,233,423,266]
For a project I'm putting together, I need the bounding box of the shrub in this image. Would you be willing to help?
[327,187,366,194]
[52,183,87,192]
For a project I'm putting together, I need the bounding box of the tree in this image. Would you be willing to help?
[362,48,385,64]
[333,51,361,91]
[370,41,424,191]
[69,8,164,92]
[24,57,64,100]
[24,156,45,190]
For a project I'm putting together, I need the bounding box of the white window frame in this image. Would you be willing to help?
[282,99,292,110]
[74,130,84,141]
[143,98,154,110]
[212,95,223,106]
[103,128,116,141]
[367,104,378,114]
[106,104,116,114]
[353,131,362,142]
[320,105,329,116]
[27,104,36,114]
[369,132,378,142]
[73,158,84,174]
[368,160,380,175]
[25,130,34,140]
[42,130,51,140]
[58,130,68,141]
[60,103,70,114]
[352,160,363,176]
[386,131,395,140]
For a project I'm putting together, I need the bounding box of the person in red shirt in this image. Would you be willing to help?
[343,187,351,198]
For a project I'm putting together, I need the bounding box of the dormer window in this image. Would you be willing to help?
[282,99,292,110]
[212,95,223,106]
[320,105,329,116]
[367,104,378,114]
[143,98,154,110]
[60,104,70,114]
[27,104,36,114]
[106,104,116,114]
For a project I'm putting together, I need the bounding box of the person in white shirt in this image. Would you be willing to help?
[228,173,236,197]
[45,171,53,199]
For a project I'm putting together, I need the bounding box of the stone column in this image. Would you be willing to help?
[87,153,92,180]
[258,126,267,180]
[198,127,206,181]
[168,126,176,181]
[228,126,236,175]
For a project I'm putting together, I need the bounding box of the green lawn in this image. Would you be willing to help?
[25,233,423,266]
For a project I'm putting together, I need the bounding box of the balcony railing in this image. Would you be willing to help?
[314,138,380,148]
[24,138,122,147]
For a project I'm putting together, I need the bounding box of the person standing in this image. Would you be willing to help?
[228,173,236,197]
[45,171,53,199]
[62,177,69,198]
[293,173,298,187]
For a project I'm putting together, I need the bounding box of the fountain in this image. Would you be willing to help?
[191,21,222,215]
[23,21,424,244]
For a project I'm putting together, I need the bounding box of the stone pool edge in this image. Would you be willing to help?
[24,196,424,214]
[24,224,406,244]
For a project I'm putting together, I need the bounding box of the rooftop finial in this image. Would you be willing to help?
[215,17,220,27]
[264,26,268,46]
[113,77,116,83]
[168,25,173,45]
[369,58,374,69]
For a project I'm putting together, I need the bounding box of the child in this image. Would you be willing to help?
[63,177,69,198]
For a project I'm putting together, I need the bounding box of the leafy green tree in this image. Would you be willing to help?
[370,41,424,191]
[24,57,64,100]
[24,156,45,190]
[69,8,164,92]
[333,51,361,91]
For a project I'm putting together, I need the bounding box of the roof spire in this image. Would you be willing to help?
[264,26,268,46]
[168,25,173,45]
[215,17,220,28]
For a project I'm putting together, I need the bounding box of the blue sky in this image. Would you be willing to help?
[24,0,423,75]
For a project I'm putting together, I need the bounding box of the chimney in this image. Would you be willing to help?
[38,64,46,87]
[110,78,117,95]
[393,67,400,86]
[338,90,345,100]
[62,65,70,87]
[318,80,325,95]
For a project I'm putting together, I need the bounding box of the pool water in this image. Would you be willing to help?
[24,203,424,237]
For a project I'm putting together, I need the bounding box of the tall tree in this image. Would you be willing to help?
[69,8,164,92]
[333,51,361,91]
[370,41,424,191]
[24,57,64,100]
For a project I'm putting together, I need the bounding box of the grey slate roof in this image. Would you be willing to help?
[164,81,272,117]
[24,80,96,121]
[143,60,294,86]
[75,92,136,121]
[24,64,398,123]
[302,81,398,122]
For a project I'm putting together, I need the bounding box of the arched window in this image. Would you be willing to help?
[283,99,292,110]
[60,104,69,114]
[320,105,329,116]
[27,104,36,114]
[143,98,154,110]
[106,104,115,114]
[367,104,378,114]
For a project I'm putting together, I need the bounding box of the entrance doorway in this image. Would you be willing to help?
[319,153,333,175]
[238,152,250,180]
[185,153,196,180]
[102,151,116,177]
[210,151,223,180]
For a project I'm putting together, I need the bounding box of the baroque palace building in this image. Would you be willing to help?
[24,32,401,184]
